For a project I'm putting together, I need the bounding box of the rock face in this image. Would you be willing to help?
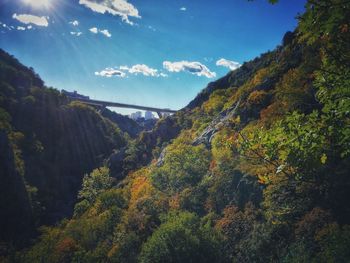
[156,148,167,167]
[192,99,241,147]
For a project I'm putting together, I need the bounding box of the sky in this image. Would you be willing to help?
[0,0,306,115]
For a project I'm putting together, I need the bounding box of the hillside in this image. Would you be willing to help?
[0,49,130,248]
[120,31,313,174]
[2,0,350,262]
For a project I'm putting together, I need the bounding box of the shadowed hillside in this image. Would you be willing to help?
[0,49,128,248]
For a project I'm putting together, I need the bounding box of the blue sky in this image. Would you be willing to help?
[0,0,306,115]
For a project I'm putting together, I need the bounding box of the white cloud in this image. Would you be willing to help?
[95,68,126,78]
[12,13,49,27]
[96,64,166,78]
[89,27,111,37]
[163,60,216,78]
[216,58,241,71]
[17,26,26,31]
[69,20,79,26]
[89,27,98,33]
[122,64,159,77]
[70,31,83,36]
[100,29,111,37]
[79,0,140,25]
[180,7,187,11]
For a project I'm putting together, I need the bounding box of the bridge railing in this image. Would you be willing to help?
[67,97,177,116]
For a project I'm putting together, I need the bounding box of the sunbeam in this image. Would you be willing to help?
[22,0,53,10]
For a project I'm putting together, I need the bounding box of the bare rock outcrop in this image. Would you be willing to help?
[192,99,241,148]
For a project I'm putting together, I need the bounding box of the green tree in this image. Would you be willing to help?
[74,167,113,217]
[151,136,210,193]
[139,211,225,263]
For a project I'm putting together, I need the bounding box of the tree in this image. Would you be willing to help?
[139,211,225,263]
[151,136,210,193]
[76,167,113,205]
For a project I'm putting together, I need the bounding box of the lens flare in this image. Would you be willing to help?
[22,0,52,9]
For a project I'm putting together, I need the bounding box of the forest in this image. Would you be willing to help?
[0,0,349,262]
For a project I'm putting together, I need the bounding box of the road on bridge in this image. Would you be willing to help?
[68,97,177,117]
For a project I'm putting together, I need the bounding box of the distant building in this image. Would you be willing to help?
[61,89,90,100]
[130,111,142,120]
[145,111,155,120]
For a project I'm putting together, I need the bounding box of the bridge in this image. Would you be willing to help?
[67,97,177,118]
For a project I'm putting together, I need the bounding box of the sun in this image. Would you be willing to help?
[22,0,52,9]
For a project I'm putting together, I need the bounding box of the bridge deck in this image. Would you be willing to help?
[69,97,177,114]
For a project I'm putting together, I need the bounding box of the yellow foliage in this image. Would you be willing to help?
[247,90,268,105]
[130,176,154,205]
[54,237,78,258]
[211,128,236,163]
[225,67,273,109]
[259,101,286,126]
[168,194,181,210]
[252,68,270,86]
[202,93,226,115]
[107,244,119,259]
[201,87,237,114]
